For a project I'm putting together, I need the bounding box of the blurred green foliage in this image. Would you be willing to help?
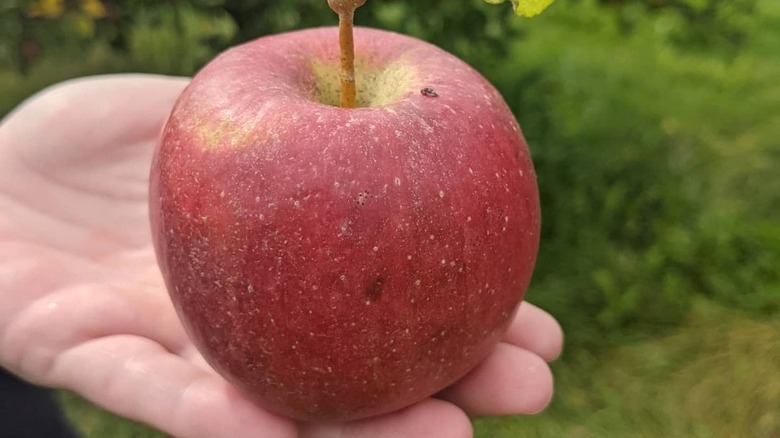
[498,0,780,349]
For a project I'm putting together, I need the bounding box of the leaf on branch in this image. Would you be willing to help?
[483,0,555,18]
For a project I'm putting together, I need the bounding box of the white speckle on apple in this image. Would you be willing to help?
[468,167,474,175]
[373,246,379,252]
[441,259,446,265]
[394,177,401,186]
[414,279,421,287]
[407,255,412,260]
[467,216,472,222]
[429,235,435,240]
[439,190,445,198]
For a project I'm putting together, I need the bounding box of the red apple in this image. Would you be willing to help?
[149,27,540,422]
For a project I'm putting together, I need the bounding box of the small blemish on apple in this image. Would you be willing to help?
[420,87,439,98]
[356,190,370,205]
[365,276,384,304]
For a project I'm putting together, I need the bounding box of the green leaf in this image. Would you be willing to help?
[483,0,555,18]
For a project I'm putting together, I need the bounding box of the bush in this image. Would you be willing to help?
[493,0,780,348]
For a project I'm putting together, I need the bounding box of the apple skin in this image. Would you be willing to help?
[149,27,540,422]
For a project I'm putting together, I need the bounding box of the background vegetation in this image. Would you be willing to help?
[2,0,778,436]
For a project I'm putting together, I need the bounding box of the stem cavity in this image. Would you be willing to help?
[328,0,367,108]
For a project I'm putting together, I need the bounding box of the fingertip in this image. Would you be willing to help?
[302,399,472,438]
[503,302,564,362]
[438,343,554,418]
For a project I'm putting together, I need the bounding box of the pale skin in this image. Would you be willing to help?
[0,75,563,438]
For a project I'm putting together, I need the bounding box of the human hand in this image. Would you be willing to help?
[0,74,563,438]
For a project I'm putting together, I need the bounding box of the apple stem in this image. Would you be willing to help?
[328,0,367,109]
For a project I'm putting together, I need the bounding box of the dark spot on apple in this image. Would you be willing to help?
[365,276,385,303]
[420,87,439,98]
[357,190,371,206]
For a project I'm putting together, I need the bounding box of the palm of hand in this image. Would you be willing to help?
[0,75,562,438]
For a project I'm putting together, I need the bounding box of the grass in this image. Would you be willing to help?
[474,298,780,438]
[57,298,780,437]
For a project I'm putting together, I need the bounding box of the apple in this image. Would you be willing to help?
[149,26,540,422]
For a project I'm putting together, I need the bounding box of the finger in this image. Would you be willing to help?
[437,343,554,417]
[1,282,187,382]
[48,335,297,438]
[1,74,189,185]
[502,301,564,362]
[301,398,472,438]
[1,74,189,154]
